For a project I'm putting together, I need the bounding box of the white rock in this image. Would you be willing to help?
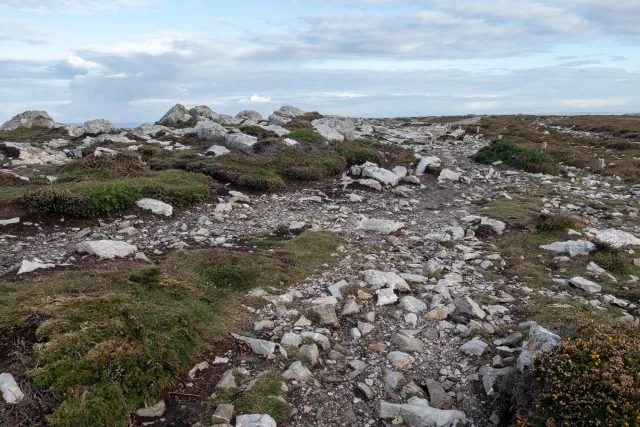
[225,133,258,151]
[312,116,356,141]
[135,198,173,216]
[438,168,460,181]
[594,229,640,248]
[0,217,19,226]
[157,104,193,127]
[18,259,54,275]
[539,240,596,257]
[569,277,602,293]
[195,120,227,140]
[358,218,404,234]
[235,414,277,427]
[378,397,466,427]
[415,156,442,175]
[206,145,231,156]
[0,373,24,404]
[1,110,58,131]
[136,400,166,418]
[76,240,137,259]
[376,288,398,306]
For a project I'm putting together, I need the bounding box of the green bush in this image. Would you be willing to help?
[474,139,549,171]
[47,382,129,427]
[332,141,384,166]
[288,129,323,143]
[530,322,640,425]
[536,212,583,231]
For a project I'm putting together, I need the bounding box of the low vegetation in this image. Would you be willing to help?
[21,169,212,217]
[474,139,551,173]
[0,231,342,426]
[515,322,640,426]
[479,116,640,182]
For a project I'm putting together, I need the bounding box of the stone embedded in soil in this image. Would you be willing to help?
[0,373,24,404]
[135,198,173,216]
[76,240,137,259]
[135,400,166,418]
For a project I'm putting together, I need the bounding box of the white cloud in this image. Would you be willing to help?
[0,19,54,44]
[561,97,630,109]
[238,94,272,104]
[0,0,163,14]
[67,54,100,71]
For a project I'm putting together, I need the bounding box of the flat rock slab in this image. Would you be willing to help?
[136,198,173,216]
[76,240,137,259]
[359,218,404,234]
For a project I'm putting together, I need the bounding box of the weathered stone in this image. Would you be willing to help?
[569,277,602,293]
[594,229,640,248]
[224,133,258,151]
[282,361,312,382]
[358,218,404,234]
[376,288,398,306]
[1,110,58,131]
[195,120,226,140]
[189,105,220,121]
[235,414,277,427]
[83,119,118,135]
[540,240,596,257]
[309,304,339,327]
[157,104,193,127]
[135,198,173,216]
[211,403,234,424]
[312,116,356,141]
[460,338,488,356]
[377,397,466,426]
[454,296,486,319]
[76,240,137,259]
[0,373,24,404]
[136,400,166,418]
[391,333,425,352]
[400,296,427,313]
[426,378,453,409]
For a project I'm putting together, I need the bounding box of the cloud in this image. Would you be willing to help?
[0,19,54,44]
[0,0,163,14]
[238,94,272,104]
[561,97,630,109]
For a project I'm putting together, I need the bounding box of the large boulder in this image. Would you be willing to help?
[189,105,220,122]
[539,240,596,257]
[268,105,306,126]
[224,133,257,151]
[83,119,119,135]
[0,110,59,132]
[312,116,355,141]
[0,142,68,165]
[194,120,227,141]
[156,104,194,127]
[593,229,640,248]
[236,110,263,121]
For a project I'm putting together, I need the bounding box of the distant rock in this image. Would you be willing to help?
[225,133,257,151]
[358,218,404,234]
[0,110,58,132]
[236,110,263,121]
[136,198,173,216]
[593,229,640,248]
[76,240,137,259]
[83,119,119,135]
[189,105,220,122]
[258,124,290,137]
[0,142,68,165]
[206,145,231,156]
[194,120,227,141]
[569,276,601,293]
[312,116,356,141]
[217,114,242,125]
[539,240,596,257]
[157,104,193,127]
[268,105,306,126]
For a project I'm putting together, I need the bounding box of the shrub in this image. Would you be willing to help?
[288,129,323,143]
[60,152,147,180]
[530,322,640,425]
[22,187,90,217]
[536,212,583,231]
[47,383,129,427]
[474,139,549,172]
[238,173,285,192]
[594,244,631,274]
[332,141,384,166]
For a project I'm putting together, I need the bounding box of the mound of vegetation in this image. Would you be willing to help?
[22,169,212,217]
[0,231,342,426]
[474,139,550,172]
[516,322,640,426]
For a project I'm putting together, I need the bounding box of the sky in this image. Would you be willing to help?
[1,0,639,124]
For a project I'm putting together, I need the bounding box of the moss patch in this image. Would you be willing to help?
[0,231,342,426]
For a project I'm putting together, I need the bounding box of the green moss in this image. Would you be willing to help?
[288,129,323,142]
[47,382,130,427]
[0,231,342,425]
[483,198,529,221]
[235,370,289,423]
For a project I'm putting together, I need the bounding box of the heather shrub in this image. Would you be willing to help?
[529,322,640,425]
[474,139,549,172]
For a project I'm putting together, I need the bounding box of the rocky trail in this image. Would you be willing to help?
[1,108,639,427]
